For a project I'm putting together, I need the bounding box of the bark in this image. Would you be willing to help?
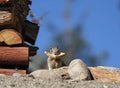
[0,68,26,76]
[0,47,29,67]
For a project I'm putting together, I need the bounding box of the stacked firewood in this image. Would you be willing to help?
[0,0,31,32]
[0,0,39,52]
[0,0,39,75]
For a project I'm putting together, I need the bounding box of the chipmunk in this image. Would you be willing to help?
[44,46,66,70]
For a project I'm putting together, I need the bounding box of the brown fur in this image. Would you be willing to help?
[45,47,66,70]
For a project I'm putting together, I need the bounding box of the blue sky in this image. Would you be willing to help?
[30,0,120,68]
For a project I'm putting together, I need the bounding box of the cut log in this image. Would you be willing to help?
[0,47,28,68]
[0,0,31,21]
[29,46,39,56]
[89,67,120,82]
[0,4,30,33]
[22,20,39,45]
[0,10,22,33]
[0,0,9,3]
[0,0,31,5]
[0,11,14,26]
[0,0,34,34]
[0,29,23,45]
[0,68,26,76]
[0,7,22,33]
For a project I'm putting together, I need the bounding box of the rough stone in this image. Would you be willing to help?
[0,66,120,88]
[96,66,120,74]
[29,66,70,81]
[0,76,120,88]
[68,59,92,81]
[89,66,120,82]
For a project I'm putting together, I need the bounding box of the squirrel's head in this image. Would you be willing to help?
[50,46,60,55]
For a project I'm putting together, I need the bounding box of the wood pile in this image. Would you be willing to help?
[0,29,23,45]
[0,0,39,76]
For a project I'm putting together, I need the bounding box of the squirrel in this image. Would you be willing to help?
[44,46,66,70]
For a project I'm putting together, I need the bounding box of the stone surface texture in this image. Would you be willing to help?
[0,76,120,88]
[0,59,120,88]
[89,66,120,82]
[30,66,70,80]
[68,59,92,81]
